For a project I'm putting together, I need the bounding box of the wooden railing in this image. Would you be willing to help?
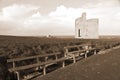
[7,52,68,80]
[64,44,97,63]
[7,44,97,80]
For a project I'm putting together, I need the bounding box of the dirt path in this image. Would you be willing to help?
[33,48,120,80]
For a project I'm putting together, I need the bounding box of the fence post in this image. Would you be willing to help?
[62,61,65,68]
[43,65,46,75]
[45,57,48,61]
[13,61,15,71]
[77,46,80,51]
[43,56,48,75]
[55,55,58,60]
[15,71,20,80]
[36,57,41,70]
[94,50,97,55]
[65,48,68,57]
[73,55,76,63]
[85,52,87,58]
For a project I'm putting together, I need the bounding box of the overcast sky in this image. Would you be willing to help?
[0,0,120,36]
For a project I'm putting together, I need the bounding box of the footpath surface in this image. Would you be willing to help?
[33,48,120,80]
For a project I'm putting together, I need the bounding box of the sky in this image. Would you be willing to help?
[0,0,120,36]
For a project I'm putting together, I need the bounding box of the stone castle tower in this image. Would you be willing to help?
[75,13,99,39]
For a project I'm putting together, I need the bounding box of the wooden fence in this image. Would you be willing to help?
[7,44,97,80]
[64,44,97,63]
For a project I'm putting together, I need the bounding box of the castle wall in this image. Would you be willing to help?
[75,13,99,39]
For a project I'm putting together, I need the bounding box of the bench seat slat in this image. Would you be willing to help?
[8,57,68,72]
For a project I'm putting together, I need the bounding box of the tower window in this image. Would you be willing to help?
[78,29,81,37]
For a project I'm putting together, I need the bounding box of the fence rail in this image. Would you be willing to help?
[7,44,97,80]
[7,52,61,62]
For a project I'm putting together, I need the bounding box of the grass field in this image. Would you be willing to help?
[0,35,120,80]
[0,35,120,59]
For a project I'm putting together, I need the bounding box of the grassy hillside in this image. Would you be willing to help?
[0,35,120,58]
[0,35,120,80]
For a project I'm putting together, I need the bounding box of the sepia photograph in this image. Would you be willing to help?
[0,0,120,80]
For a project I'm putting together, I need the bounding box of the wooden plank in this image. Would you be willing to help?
[64,45,81,49]
[7,52,61,63]
[68,50,86,54]
[68,48,96,54]
[64,44,95,49]
[8,57,68,72]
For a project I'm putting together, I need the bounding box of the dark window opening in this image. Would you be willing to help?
[78,29,81,37]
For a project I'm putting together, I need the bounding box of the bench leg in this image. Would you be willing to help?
[43,65,46,75]
[73,55,76,63]
[85,53,87,58]
[94,50,97,55]
[55,55,58,60]
[15,71,20,80]
[62,61,65,68]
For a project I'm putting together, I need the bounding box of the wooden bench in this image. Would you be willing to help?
[7,52,69,80]
[64,44,97,63]
[7,44,97,80]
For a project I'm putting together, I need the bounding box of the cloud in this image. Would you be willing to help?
[0,3,120,36]
[48,5,120,35]
[0,4,39,20]
[0,0,119,15]
[83,0,120,8]
[0,4,41,36]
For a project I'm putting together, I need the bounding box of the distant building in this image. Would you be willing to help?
[75,13,99,39]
